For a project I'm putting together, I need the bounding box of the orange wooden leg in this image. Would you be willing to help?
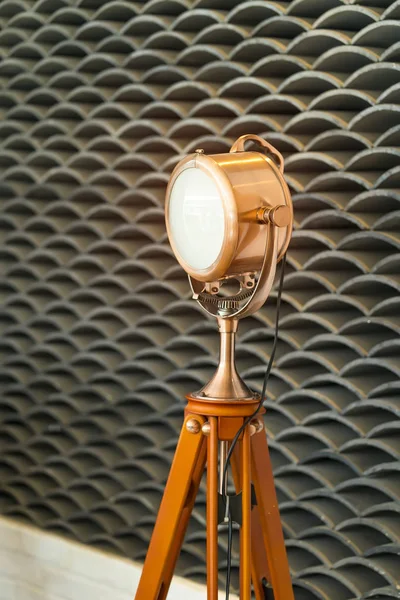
[231,443,271,600]
[159,432,207,598]
[207,416,219,599]
[134,414,206,600]
[251,428,294,600]
[241,425,251,600]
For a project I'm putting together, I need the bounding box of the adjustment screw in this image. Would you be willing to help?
[202,422,211,436]
[270,205,290,228]
[186,418,201,434]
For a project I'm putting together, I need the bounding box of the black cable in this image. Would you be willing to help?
[223,253,287,599]
[225,507,233,598]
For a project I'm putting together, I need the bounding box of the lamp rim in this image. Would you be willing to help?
[165,153,238,282]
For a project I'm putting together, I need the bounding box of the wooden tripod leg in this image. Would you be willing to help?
[160,432,207,598]
[231,442,271,600]
[134,414,206,600]
[241,425,252,600]
[251,429,294,600]
[207,416,219,599]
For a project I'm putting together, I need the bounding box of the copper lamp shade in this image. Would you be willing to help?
[165,134,292,283]
[165,134,293,320]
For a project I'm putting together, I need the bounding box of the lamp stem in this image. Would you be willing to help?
[219,317,237,371]
[198,318,253,400]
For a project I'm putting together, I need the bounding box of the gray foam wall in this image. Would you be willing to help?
[0,1,399,598]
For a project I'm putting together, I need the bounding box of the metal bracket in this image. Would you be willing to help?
[218,485,257,526]
[262,578,274,600]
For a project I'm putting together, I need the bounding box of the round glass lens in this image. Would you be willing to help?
[168,167,225,271]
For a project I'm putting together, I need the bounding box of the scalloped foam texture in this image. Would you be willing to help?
[0,0,399,598]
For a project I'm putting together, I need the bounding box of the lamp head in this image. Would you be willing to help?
[165,134,293,319]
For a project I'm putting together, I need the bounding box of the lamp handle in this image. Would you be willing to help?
[230,134,284,173]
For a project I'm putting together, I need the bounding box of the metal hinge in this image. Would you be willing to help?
[262,578,274,600]
[218,485,257,525]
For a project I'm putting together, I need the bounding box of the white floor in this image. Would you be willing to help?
[0,517,236,600]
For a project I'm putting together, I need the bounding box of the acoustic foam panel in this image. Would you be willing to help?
[0,0,399,598]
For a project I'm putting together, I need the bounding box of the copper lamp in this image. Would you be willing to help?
[134,134,294,600]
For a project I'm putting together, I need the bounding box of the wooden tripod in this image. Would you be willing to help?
[134,320,294,599]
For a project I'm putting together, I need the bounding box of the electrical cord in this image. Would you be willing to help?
[225,507,233,597]
[222,253,287,599]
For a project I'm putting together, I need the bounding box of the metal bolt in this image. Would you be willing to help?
[257,205,290,228]
[195,148,204,154]
[202,422,211,436]
[186,418,201,434]
[269,205,290,228]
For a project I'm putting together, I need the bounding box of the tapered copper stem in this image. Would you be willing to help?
[200,318,253,400]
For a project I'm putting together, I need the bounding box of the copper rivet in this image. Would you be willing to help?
[202,422,211,436]
[186,418,201,434]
